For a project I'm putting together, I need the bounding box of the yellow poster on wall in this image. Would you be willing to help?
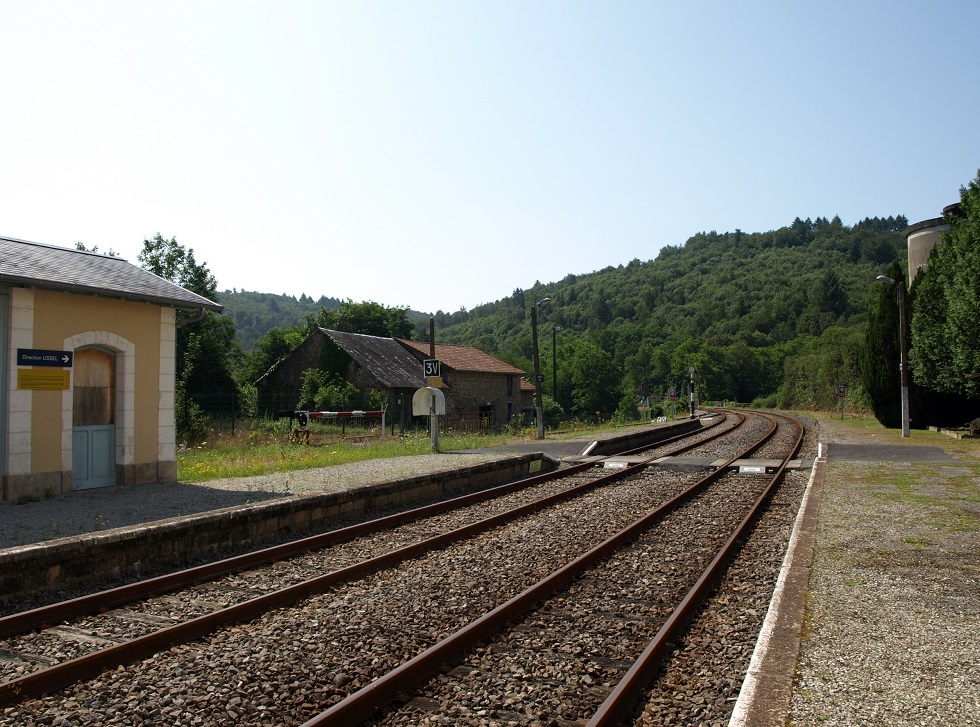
[18,369,71,390]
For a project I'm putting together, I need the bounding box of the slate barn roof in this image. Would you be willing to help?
[323,329,425,389]
[396,340,526,375]
[0,235,222,312]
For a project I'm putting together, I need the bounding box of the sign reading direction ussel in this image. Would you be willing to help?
[17,348,74,367]
[18,369,71,390]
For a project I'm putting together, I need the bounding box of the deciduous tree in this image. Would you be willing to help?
[138,234,238,430]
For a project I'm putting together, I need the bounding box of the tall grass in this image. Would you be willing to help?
[176,420,525,483]
[176,415,679,484]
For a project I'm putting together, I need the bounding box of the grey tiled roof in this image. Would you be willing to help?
[0,236,222,311]
[323,329,425,389]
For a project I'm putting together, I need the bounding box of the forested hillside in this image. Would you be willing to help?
[219,290,343,349]
[434,216,904,347]
[221,215,908,422]
[141,172,980,440]
[427,215,907,417]
[221,290,432,349]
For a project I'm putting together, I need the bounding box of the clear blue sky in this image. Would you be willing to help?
[2,2,977,314]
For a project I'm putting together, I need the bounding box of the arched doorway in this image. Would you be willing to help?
[72,347,116,488]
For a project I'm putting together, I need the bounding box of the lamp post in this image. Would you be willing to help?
[531,297,551,439]
[551,326,561,404]
[876,275,910,437]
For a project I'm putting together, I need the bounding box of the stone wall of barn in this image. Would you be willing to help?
[255,331,330,414]
[443,372,520,427]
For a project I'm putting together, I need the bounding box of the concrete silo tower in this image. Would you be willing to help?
[905,203,962,285]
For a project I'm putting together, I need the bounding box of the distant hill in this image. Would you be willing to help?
[432,215,908,355]
[219,214,909,413]
[218,290,342,349]
[220,289,432,349]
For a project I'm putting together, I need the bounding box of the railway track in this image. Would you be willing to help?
[303,411,802,725]
[0,414,734,702]
[0,410,809,725]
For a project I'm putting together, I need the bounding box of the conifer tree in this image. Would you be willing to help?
[910,171,980,397]
[861,259,904,427]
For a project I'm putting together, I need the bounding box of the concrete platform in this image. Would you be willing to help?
[827,442,958,462]
[0,454,554,606]
[731,430,979,725]
[564,454,815,473]
[720,458,810,472]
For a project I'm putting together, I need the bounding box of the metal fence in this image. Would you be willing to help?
[179,392,519,439]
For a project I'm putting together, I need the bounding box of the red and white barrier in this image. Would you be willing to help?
[291,410,386,441]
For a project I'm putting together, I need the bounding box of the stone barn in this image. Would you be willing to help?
[255,329,527,432]
[255,328,426,432]
[396,339,526,430]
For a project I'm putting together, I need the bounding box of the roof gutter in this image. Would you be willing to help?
[0,274,223,313]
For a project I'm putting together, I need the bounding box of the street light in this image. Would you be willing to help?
[531,297,551,439]
[876,275,910,437]
[552,326,561,404]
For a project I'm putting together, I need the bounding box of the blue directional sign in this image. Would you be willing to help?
[17,348,73,368]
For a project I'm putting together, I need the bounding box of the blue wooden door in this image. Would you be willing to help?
[72,425,115,488]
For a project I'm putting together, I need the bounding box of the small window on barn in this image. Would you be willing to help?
[73,347,115,427]
[507,375,513,396]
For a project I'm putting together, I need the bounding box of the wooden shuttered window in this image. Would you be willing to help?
[73,348,115,427]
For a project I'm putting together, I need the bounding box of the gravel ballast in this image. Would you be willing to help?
[2,418,977,725]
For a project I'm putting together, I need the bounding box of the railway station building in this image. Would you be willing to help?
[0,236,222,502]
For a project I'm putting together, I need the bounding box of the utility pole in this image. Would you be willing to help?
[531,298,551,439]
[876,276,910,437]
[897,280,910,437]
[689,365,696,419]
[429,317,438,446]
[552,326,560,404]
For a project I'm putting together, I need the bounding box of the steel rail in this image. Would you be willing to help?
[0,414,735,706]
[615,408,740,458]
[0,445,655,706]
[0,460,586,640]
[0,416,726,640]
[587,412,805,726]
[298,412,776,726]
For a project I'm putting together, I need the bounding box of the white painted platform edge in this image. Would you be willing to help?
[728,446,823,726]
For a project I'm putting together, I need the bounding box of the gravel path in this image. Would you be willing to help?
[0,452,500,550]
[787,418,980,726]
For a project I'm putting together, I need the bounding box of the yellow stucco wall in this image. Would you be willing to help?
[31,290,162,471]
